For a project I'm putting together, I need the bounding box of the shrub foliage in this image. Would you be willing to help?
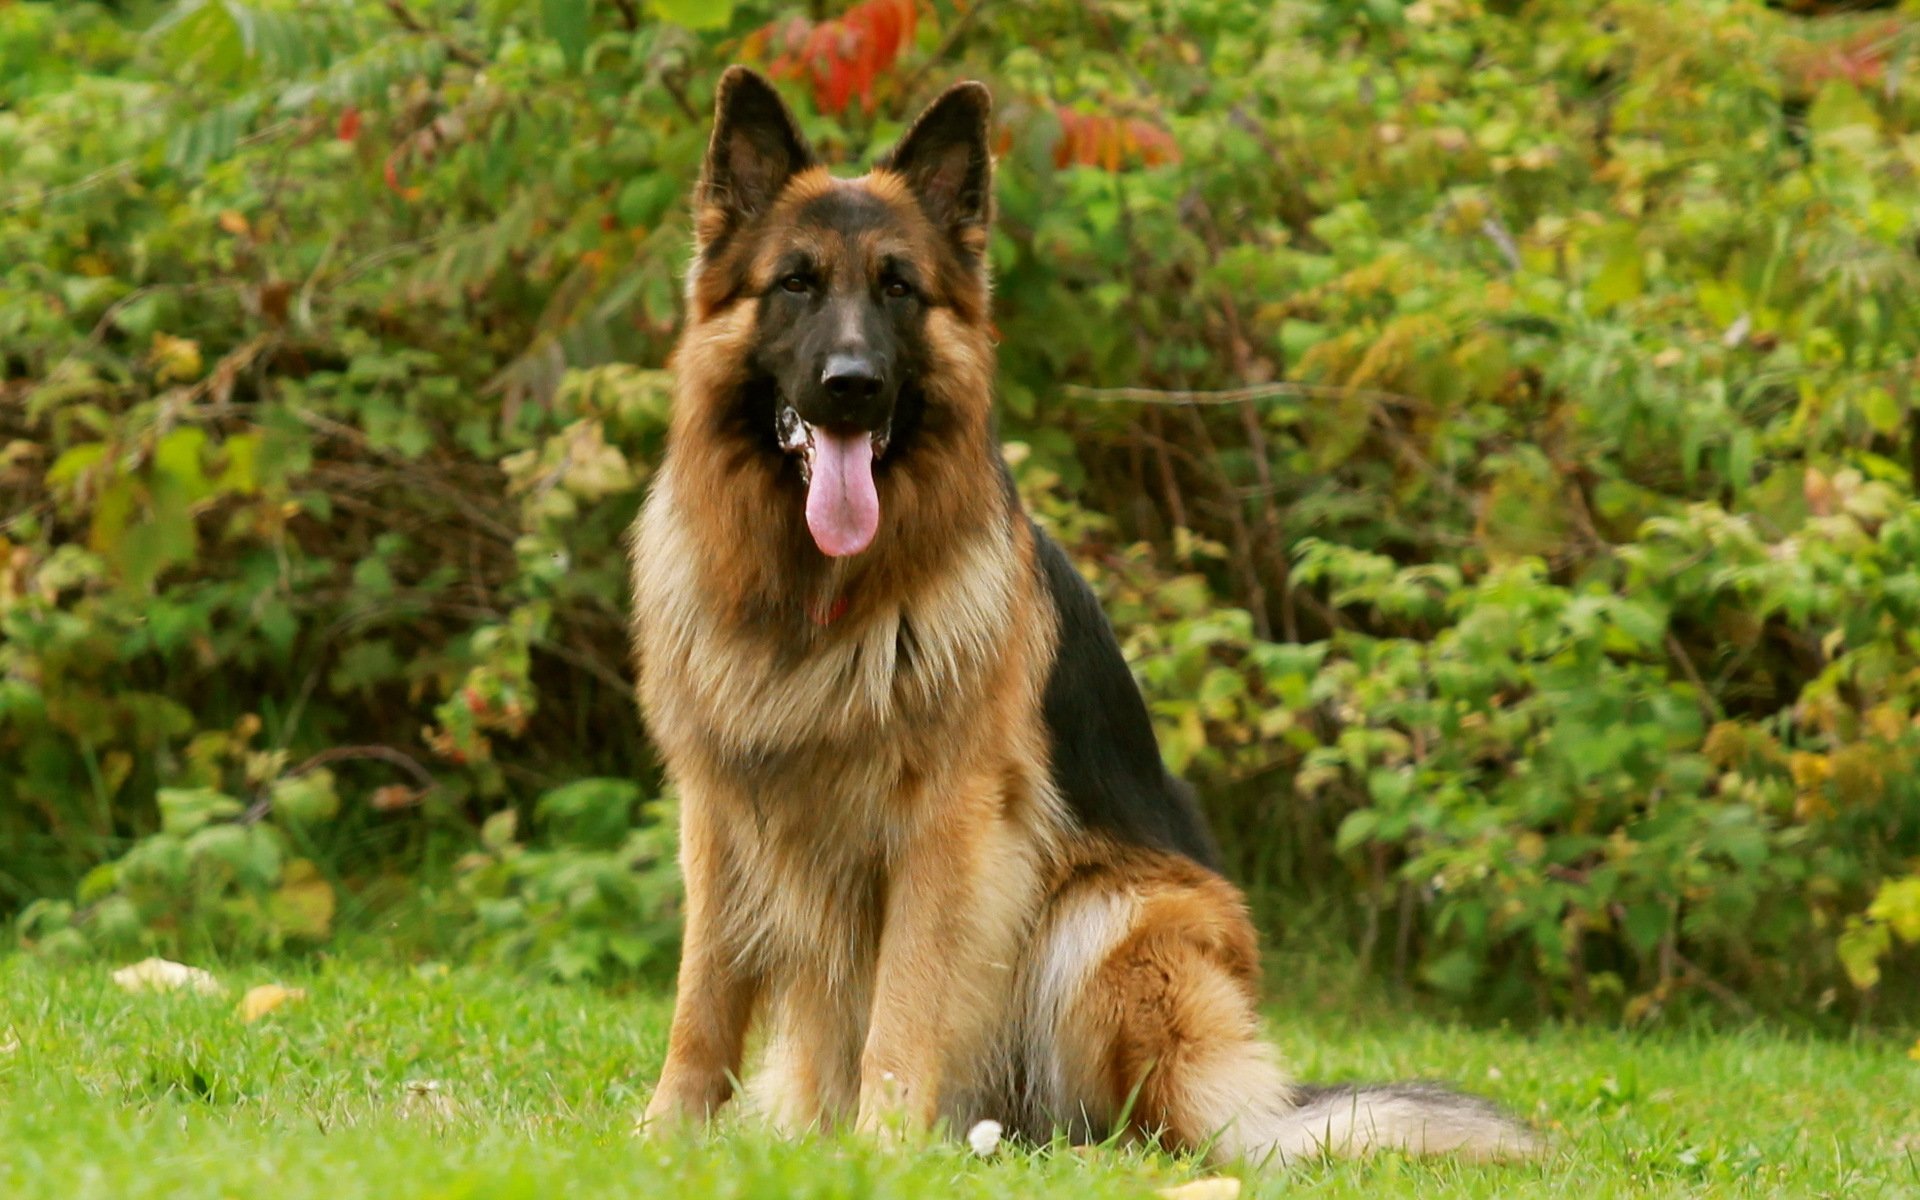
[5,0,1920,1017]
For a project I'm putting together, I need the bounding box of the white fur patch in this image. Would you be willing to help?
[1021,888,1136,1118]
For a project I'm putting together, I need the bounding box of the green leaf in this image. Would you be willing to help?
[153,428,212,502]
[1620,903,1668,955]
[541,0,592,69]
[1335,809,1380,854]
[1420,948,1482,996]
[648,0,734,31]
[615,174,681,230]
[1588,238,1644,313]
[1366,766,1414,809]
[216,433,261,493]
[1857,387,1902,437]
[270,859,336,939]
[1607,599,1667,652]
[482,809,520,852]
[1837,919,1890,990]
[271,769,340,826]
[187,821,265,882]
[47,443,108,490]
[158,787,243,837]
[536,778,643,849]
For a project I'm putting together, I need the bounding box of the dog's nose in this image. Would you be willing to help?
[822,355,882,403]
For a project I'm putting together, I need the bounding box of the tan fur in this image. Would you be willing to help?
[630,78,1537,1164]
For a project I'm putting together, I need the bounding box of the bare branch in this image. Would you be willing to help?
[382,0,485,69]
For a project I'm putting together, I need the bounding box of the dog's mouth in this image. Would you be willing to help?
[776,402,891,558]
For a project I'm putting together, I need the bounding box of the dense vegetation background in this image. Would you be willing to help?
[5,0,1920,1023]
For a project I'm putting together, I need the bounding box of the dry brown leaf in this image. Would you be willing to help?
[111,957,224,995]
[400,1079,460,1121]
[370,784,424,811]
[238,983,306,1023]
[1157,1180,1243,1200]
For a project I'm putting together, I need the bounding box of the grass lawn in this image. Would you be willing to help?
[1,951,1915,1199]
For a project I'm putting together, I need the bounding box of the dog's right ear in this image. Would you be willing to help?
[695,67,816,249]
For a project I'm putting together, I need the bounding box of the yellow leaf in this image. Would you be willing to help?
[217,210,251,237]
[1867,878,1920,943]
[238,983,306,1023]
[149,333,203,384]
[1788,752,1831,790]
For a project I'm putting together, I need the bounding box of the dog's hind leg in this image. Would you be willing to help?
[1042,860,1537,1164]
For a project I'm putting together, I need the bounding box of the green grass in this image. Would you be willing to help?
[1,953,1915,1199]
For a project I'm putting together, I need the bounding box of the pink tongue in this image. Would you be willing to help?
[805,431,879,558]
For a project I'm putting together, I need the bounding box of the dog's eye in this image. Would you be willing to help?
[780,275,811,294]
[884,280,912,299]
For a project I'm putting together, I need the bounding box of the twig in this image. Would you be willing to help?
[382,0,485,69]
[1082,4,1153,95]
[241,744,439,823]
[898,0,993,102]
[290,744,438,787]
[1142,408,1188,532]
[660,64,701,122]
[1192,192,1295,640]
[535,635,638,698]
[0,160,136,216]
[0,113,299,216]
[1669,945,1756,1018]
[1480,214,1521,274]
[1180,403,1270,639]
[1063,380,1423,409]
[289,406,521,544]
[1666,630,1725,725]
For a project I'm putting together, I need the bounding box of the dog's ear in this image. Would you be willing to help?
[696,67,816,245]
[879,82,993,251]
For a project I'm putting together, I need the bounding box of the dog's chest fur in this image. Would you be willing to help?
[631,468,1060,979]
[631,469,1027,762]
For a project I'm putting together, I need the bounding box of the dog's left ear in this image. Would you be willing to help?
[879,82,993,251]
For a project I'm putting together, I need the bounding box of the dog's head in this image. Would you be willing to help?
[680,67,995,560]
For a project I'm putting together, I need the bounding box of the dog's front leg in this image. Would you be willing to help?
[857,799,1035,1137]
[642,796,760,1130]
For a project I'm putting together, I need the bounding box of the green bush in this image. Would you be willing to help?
[6,0,1920,1018]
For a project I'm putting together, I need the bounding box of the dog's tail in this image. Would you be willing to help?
[1219,1081,1541,1164]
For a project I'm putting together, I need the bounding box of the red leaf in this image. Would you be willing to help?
[337,106,362,143]
[756,0,921,111]
[1047,106,1178,172]
[866,0,900,63]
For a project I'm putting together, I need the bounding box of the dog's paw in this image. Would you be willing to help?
[853,1072,931,1150]
[634,1086,710,1140]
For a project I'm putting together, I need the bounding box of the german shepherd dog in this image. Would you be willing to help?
[628,66,1537,1164]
